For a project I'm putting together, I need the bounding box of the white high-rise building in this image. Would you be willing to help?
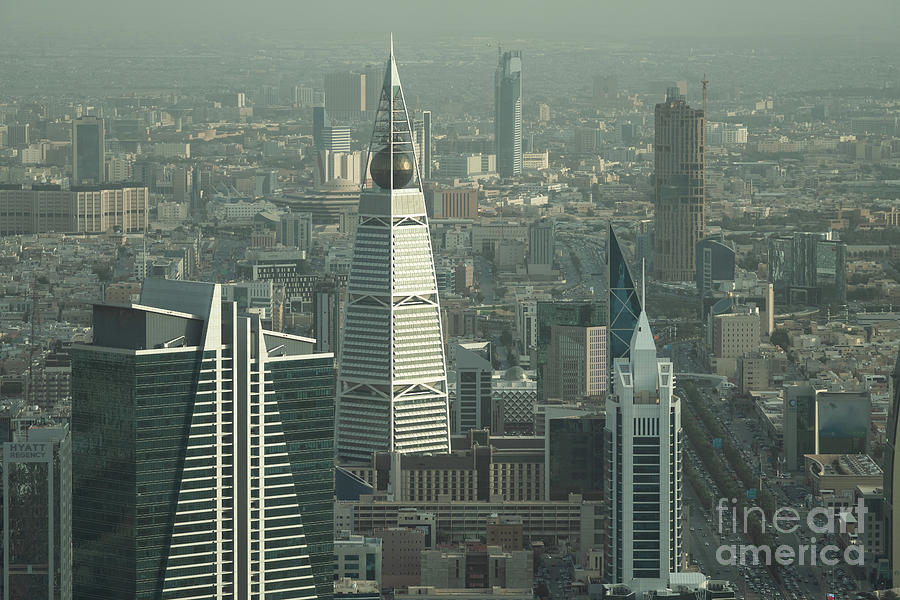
[336,39,450,462]
[606,307,682,592]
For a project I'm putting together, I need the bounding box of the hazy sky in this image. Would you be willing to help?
[3,0,899,43]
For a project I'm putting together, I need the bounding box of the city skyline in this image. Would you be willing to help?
[1,11,900,600]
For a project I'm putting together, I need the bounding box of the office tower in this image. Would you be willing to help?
[363,64,382,115]
[528,218,554,270]
[71,279,335,600]
[546,412,605,501]
[313,106,330,149]
[314,276,344,357]
[280,211,313,254]
[453,341,493,434]
[3,426,72,600]
[422,110,433,179]
[768,232,847,306]
[256,84,280,106]
[696,236,736,292]
[324,71,366,119]
[6,123,30,147]
[815,391,870,454]
[608,226,642,369]
[413,118,425,180]
[545,325,607,402]
[72,116,105,185]
[634,219,654,275]
[782,383,818,471]
[888,350,900,587]
[321,127,353,153]
[494,50,523,178]
[172,166,191,203]
[190,165,204,220]
[535,300,605,401]
[335,40,449,462]
[606,306,682,591]
[653,88,705,282]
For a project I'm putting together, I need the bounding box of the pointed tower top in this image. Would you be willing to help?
[630,309,656,353]
[366,36,420,192]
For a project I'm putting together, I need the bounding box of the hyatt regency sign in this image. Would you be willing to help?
[3,442,50,463]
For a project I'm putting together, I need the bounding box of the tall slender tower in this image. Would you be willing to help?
[422,110,433,180]
[653,88,705,282]
[335,38,450,463]
[494,50,523,178]
[606,303,682,592]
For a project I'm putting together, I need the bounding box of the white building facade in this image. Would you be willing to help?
[606,309,682,592]
[336,41,450,462]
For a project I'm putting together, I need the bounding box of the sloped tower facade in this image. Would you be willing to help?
[607,225,642,370]
[336,39,450,462]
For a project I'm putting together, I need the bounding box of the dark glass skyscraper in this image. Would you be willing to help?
[72,116,105,185]
[695,236,736,292]
[768,232,847,306]
[494,50,523,178]
[71,279,334,600]
[607,225,642,369]
[547,413,605,501]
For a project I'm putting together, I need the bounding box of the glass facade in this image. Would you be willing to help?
[269,357,335,600]
[607,226,641,368]
[535,300,605,400]
[547,414,605,500]
[73,282,335,600]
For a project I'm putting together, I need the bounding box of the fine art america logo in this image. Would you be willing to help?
[715,498,865,567]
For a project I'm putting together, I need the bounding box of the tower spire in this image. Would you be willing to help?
[365,36,419,191]
[641,258,646,307]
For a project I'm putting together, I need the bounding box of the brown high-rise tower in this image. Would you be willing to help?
[653,88,705,282]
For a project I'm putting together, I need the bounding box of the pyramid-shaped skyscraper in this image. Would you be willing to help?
[335,39,450,462]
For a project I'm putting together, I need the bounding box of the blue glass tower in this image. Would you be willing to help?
[607,225,642,368]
